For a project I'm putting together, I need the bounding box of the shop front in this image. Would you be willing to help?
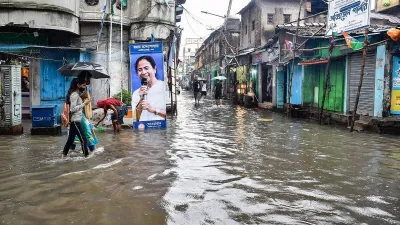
[302,58,346,113]
[348,50,377,116]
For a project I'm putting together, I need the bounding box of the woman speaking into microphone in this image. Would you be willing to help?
[132,55,167,122]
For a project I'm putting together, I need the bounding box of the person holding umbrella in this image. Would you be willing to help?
[58,62,109,152]
[70,72,98,152]
[62,78,90,158]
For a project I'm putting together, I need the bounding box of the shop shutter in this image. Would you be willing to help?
[348,51,376,116]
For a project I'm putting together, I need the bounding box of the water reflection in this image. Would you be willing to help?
[164,93,400,225]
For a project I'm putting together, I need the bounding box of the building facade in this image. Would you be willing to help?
[194,17,240,95]
[0,0,183,123]
[237,0,304,106]
[182,38,203,76]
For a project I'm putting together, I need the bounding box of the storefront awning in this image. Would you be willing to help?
[298,59,328,66]
[0,45,91,61]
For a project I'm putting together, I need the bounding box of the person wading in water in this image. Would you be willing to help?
[62,78,90,158]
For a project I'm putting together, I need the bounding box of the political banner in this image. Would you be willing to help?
[130,42,167,129]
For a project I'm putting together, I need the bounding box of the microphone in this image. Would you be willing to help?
[141,77,148,100]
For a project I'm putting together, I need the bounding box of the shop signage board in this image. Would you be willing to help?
[327,0,371,35]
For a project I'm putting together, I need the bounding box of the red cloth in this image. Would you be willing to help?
[97,98,123,111]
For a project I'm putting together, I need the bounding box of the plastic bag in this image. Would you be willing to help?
[387,28,400,42]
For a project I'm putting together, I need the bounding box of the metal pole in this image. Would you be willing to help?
[120,6,123,102]
[350,29,369,132]
[174,43,178,116]
[319,35,334,124]
[287,0,303,116]
[109,0,113,98]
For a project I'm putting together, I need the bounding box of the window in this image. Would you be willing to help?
[267,14,274,24]
[85,0,99,6]
[245,25,248,34]
[284,14,291,23]
[252,20,255,31]
[188,48,191,53]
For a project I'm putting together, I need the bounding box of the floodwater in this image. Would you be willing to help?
[0,92,399,225]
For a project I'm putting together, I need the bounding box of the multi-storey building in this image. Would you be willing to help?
[0,0,184,120]
[182,38,203,76]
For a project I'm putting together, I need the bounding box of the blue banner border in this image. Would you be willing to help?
[134,120,167,130]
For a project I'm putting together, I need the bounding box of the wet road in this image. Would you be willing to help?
[0,91,399,225]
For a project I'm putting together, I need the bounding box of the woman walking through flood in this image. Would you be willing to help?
[62,78,90,158]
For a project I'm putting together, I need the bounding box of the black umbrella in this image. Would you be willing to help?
[58,62,110,79]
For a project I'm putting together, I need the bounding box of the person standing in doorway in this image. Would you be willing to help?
[192,76,200,105]
[213,79,223,106]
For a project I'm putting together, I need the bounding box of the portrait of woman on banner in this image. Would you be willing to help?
[132,55,166,122]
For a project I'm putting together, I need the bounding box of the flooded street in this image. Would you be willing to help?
[0,91,400,225]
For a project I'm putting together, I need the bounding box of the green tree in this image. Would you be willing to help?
[113,89,132,106]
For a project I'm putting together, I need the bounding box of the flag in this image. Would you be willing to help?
[285,40,294,53]
[342,32,364,51]
[169,35,176,68]
[111,0,117,15]
[96,0,108,50]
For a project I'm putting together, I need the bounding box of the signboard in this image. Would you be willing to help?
[376,0,399,12]
[327,0,371,35]
[130,42,167,129]
[391,56,400,114]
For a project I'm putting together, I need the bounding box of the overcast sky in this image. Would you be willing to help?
[178,0,250,54]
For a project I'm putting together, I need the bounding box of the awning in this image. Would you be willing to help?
[0,45,90,61]
[298,59,328,66]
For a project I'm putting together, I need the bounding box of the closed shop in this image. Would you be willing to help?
[302,58,345,112]
[348,51,376,116]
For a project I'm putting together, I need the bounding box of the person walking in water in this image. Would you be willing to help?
[62,78,90,158]
[200,80,207,102]
[192,76,200,105]
[213,79,223,106]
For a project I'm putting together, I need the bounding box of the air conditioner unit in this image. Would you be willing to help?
[0,65,23,134]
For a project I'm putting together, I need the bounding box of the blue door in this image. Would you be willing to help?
[276,70,285,108]
[287,62,302,105]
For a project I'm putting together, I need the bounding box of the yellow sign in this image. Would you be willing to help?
[376,0,399,12]
[391,90,400,113]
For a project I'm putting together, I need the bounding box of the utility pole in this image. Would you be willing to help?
[350,29,369,132]
[224,0,232,30]
[287,0,303,116]
[319,35,334,124]
[108,0,113,98]
[120,3,123,102]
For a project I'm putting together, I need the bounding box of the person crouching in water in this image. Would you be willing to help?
[95,98,128,133]
[62,78,90,158]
